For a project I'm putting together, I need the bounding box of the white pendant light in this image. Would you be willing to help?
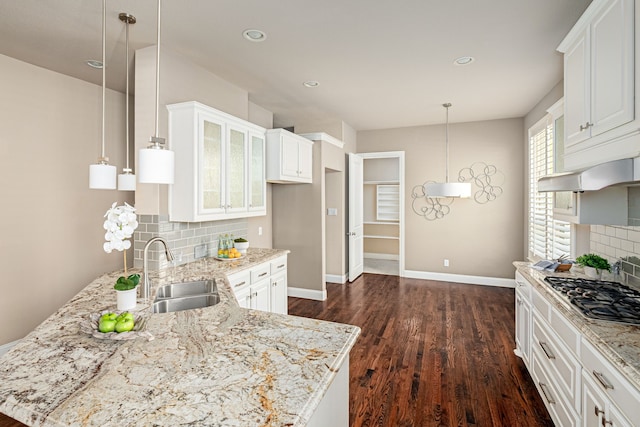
[424,103,471,198]
[138,0,175,184]
[118,13,136,191]
[89,0,117,190]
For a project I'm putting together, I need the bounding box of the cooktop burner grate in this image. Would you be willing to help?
[544,277,640,326]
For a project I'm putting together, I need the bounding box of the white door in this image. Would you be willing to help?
[348,153,364,281]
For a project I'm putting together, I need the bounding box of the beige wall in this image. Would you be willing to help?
[272,140,345,293]
[358,118,525,279]
[0,54,133,344]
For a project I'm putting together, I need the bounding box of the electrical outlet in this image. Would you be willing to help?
[444,259,449,267]
[258,226,263,236]
[194,244,208,259]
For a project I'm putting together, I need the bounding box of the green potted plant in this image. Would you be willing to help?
[575,253,611,279]
[114,274,140,310]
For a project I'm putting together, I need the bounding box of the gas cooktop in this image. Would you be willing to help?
[544,276,640,326]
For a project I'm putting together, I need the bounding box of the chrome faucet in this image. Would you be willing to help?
[142,237,175,300]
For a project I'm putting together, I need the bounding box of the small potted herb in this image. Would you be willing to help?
[114,274,140,310]
[234,237,249,255]
[575,254,611,279]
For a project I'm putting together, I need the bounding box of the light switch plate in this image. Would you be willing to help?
[194,244,208,259]
[327,208,338,216]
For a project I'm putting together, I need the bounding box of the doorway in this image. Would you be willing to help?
[348,151,405,279]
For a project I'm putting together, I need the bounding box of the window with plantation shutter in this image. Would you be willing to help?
[528,117,571,260]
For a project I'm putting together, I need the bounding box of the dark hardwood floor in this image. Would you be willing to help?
[289,274,553,427]
[0,274,553,427]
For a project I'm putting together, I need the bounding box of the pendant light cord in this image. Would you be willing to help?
[154,0,161,138]
[125,16,130,169]
[443,103,451,182]
[101,0,106,161]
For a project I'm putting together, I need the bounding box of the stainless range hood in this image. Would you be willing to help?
[537,158,634,192]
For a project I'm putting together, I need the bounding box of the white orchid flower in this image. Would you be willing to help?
[102,202,139,254]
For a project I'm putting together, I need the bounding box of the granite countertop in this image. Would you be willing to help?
[513,261,640,392]
[0,248,360,427]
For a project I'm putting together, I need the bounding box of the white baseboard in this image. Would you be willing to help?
[288,286,327,301]
[403,270,515,288]
[364,253,399,261]
[325,273,347,284]
[0,339,20,358]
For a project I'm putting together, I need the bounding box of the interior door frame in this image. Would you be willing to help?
[353,151,405,277]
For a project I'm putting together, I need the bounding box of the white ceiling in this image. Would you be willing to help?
[0,0,591,131]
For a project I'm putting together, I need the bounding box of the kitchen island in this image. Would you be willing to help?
[0,248,360,426]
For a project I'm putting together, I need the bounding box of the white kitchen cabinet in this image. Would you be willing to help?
[229,256,288,314]
[167,101,266,222]
[514,272,532,368]
[307,357,349,427]
[266,128,313,183]
[559,0,638,171]
[515,271,640,427]
[582,371,634,427]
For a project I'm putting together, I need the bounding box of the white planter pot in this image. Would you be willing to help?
[583,266,601,280]
[116,287,138,311]
[234,241,249,255]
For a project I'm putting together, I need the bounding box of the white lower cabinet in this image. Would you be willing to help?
[307,357,349,427]
[228,256,288,314]
[514,272,640,427]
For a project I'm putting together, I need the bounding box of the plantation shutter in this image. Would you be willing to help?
[528,118,571,260]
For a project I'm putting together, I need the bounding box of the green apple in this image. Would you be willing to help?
[98,318,117,333]
[100,312,117,322]
[116,312,134,323]
[115,317,135,333]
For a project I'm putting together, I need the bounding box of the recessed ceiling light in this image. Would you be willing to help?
[453,56,475,66]
[303,81,320,88]
[86,59,103,69]
[242,29,267,42]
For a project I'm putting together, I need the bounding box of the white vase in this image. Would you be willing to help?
[116,287,138,311]
[234,241,250,255]
[583,266,601,280]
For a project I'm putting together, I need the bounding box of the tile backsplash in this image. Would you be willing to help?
[133,215,248,270]
[590,224,640,287]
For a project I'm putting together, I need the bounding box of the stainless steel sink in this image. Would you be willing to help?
[152,294,220,313]
[155,280,218,300]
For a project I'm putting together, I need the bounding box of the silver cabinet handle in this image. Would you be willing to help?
[258,272,267,277]
[594,405,604,418]
[539,341,556,360]
[234,281,246,288]
[580,122,593,131]
[277,264,285,268]
[593,370,614,390]
[538,382,556,405]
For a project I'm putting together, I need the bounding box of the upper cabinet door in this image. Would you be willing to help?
[564,31,590,148]
[281,134,300,179]
[249,133,266,212]
[226,126,247,214]
[297,139,313,181]
[200,116,226,216]
[590,0,634,136]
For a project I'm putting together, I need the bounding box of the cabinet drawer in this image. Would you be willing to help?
[532,313,580,410]
[581,338,640,419]
[270,256,287,275]
[227,270,250,290]
[531,287,551,318]
[530,346,579,427]
[251,263,271,283]
[549,307,579,355]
